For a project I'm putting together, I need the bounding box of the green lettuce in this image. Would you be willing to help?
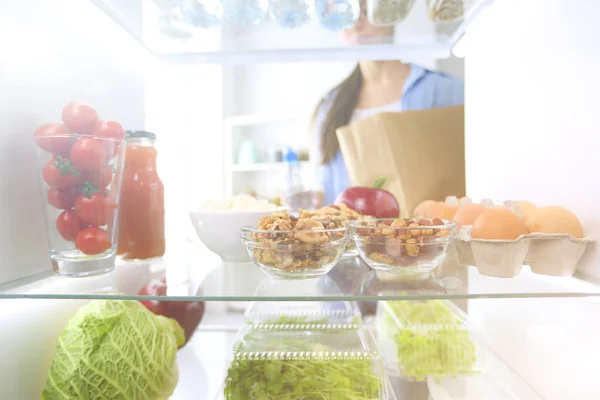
[42,300,184,400]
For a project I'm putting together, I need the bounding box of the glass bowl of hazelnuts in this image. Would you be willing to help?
[350,218,458,275]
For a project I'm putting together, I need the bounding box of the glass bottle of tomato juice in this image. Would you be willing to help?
[117,131,165,259]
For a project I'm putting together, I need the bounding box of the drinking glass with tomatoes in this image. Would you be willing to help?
[34,101,126,277]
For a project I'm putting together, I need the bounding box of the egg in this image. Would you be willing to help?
[518,201,537,221]
[442,205,459,220]
[420,202,457,220]
[414,200,435,217]
[472,208,529,240]
[453,203,487,228]
[526,206,584,238]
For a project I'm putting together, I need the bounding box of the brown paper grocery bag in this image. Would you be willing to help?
[336,105,465,218]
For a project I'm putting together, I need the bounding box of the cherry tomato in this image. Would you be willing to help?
[92,120,125,140]
[42,157,82,190]
[75,192,108,226]
[92,121,125,159]
[81,165,113,188]
[33,123,73,156]
[47,188,77,209]
[62,101,98,135]
[70,138,107,172]
[56,210,83,241]
[76,227,111,255]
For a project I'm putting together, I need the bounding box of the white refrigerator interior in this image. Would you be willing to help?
[465,0,600,279]
[1,0,600,399]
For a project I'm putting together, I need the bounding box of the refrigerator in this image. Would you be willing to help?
[1,0,600,399]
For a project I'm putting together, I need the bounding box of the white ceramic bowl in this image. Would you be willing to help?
[189,210,276,262]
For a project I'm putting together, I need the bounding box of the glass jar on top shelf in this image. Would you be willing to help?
[117,131,166,261]
[315,0,360,31]
[269,0,314,28]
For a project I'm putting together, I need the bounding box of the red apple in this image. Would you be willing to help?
[334,178,400,218]
[138,277,205,347]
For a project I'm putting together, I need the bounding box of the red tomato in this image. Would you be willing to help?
[75,192,109,226]
[42,158,82,190]
[92,120,125,140]
[81,165,113,188]
[33,123,73,156]
[92,121,125,159]
[76,227,111,255]
[47,188,77,209]
[56,210,83,241]
[70,138,107,172]
[62,101,98,135]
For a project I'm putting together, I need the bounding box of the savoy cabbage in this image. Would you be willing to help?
[42,300,184,400]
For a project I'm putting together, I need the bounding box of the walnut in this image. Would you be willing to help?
[269,218,294,231]
[295,218,325,230]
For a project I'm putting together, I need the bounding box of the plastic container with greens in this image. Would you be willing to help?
[376,300,483,381]
[243,300,362,325]
[224,323,386,399]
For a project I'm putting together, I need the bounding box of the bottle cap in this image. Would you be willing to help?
[283,147,298,163]
[125,130,156,141]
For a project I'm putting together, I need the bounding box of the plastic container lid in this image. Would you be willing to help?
[243,300,362,325]
[376,300,483,381]
[225,324,386,399]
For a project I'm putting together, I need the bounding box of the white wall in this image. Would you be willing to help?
[465,0,600,279]
[0,0,147,284]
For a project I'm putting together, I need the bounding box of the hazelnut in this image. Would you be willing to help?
[397,229,412,240]
[356,227,372,236]
[421,228,434,236]
[408,223,422,237]
[385,237,403,257]
[391,219,407,228]
[393,256,410,267]
[435,229,450,237]
[418,236,431,254]
[369,252,394,265]
[431,218,444,226]
[405,238,420,257]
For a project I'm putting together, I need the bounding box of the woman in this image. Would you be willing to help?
[311,6,465,206]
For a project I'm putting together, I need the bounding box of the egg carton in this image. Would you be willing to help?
[456,226,594,278]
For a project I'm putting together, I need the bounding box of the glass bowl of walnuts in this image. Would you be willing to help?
[242,211,351,279]
[297,204,367,258]
[350,218,457,275]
